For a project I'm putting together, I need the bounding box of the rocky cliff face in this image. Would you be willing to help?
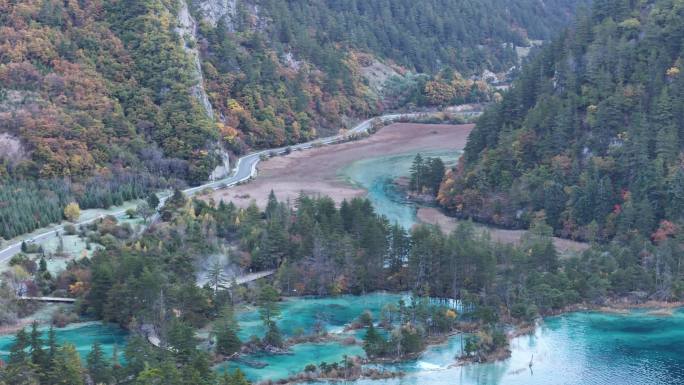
[176,0,215,119]
[194,0,238,28]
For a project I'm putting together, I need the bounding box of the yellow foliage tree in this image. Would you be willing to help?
[63,202,80,222]
[424,80,456,106]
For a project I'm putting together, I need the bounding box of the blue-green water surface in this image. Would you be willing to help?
[2,298,683,385]
[307,308,684,385]
[222,293,684,384]
[341,150,460,228]
[218,293,406,379]
[0,322,127,361]
[235,292,407,340]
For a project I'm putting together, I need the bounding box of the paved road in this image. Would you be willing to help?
[0,111,456,265]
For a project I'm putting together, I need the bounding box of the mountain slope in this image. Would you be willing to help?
[0,0,583,239]
[0,0,586,182]
[438,0,684,243]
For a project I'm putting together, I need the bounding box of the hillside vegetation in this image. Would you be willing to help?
[250,0,585,74]
[439,0,684,298]
[0,0,582,239]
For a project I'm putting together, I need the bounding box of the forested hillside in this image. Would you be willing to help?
[246,0,585,74]
[0,0,583,239]
[439,0,684,297]
[439,0,684,242]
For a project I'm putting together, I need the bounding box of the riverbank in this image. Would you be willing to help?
[206,123,473,209]
[550,299,684,317]
[206,120,590,255]
[416,207,589,254]
[388,170,589,254]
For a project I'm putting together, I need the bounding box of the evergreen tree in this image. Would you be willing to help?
[46,326,58,363]
[87,342,111,385]
[362,322,385,358]
[667,168,684,221]
[220,369,250,385]
[147,193,160,210]
[427,157,446,193]
[8,329,30,366]
[257,284,283,347]
[409,154,424,192]
[265,190,279,219]
[29,322,46,370]
[262,321,284,348]
[213,307,242,356]
[257,285,280,323]
[4,328,38,384]
[47,344,84,385]
[388,223,410,277]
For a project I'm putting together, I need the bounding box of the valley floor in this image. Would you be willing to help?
[206,122,473,208]
[205,122,588,255]
[417,207,589,254]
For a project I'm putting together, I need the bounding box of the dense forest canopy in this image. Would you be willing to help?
[253,0,586,74]
[440,0,684,242]
[5,186,680,383]
[0,0,586,182]
[438,0,684,301]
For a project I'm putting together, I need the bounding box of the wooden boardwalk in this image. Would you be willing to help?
[20,296,76,303]
[219,269,275,289]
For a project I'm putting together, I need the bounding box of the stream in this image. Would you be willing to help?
[341,150,460,228]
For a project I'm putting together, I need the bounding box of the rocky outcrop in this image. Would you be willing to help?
[194,0,238,28]
[358,55,401,94]
[176,0,214,119]
[209,149,231,180]
[0,133,27,166]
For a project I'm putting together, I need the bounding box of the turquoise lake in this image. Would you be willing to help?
[0,321,127,361]
[305,308,684,385]
[341,150,460,228]
[2,298,684,385]
[218,292,407,379]
[219,294,684,384]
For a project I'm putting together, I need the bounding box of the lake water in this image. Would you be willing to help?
[341,150,460,228]
[2,298,683,385]
[234,292,408,340]
[0,321,127,361]
[218,292,407,379]
[305,308,684,385]
[218,293,684,384]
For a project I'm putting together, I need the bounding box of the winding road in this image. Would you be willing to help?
[0,112,445,266]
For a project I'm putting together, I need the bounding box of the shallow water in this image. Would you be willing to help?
[220,294,684,384]
[0,322,127,361]
[341,150,460,228]
[307,309,684,385]
[3,298,683,385]
[218,293,406,379]
[235,292,407,340]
